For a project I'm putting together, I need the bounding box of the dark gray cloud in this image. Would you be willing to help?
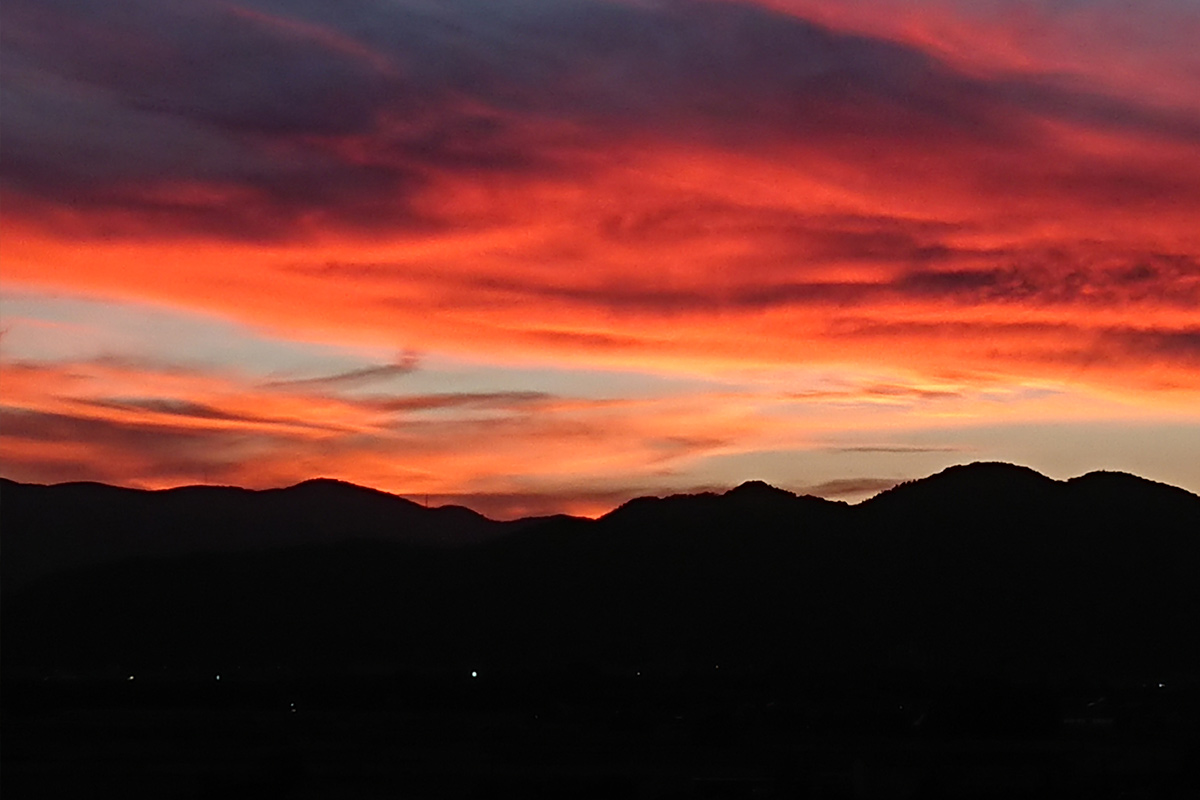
[362,391,552,413]
[260,352,420,390]
[0,406,222,450]
[3,0,398,136]
[1099,327,1200,365]
[5,0,1198,240]
[0,64,432,240]
[790,384,964,403]
[322,242,1198,316]
[897,252,1200,307]
[0,406,280,485]
[75,397,350,432]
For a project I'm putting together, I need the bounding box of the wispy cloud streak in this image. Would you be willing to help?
[261,352,420,390]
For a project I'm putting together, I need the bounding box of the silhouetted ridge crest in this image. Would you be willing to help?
[860,461,1058,515]
[601,481,839,531]
[600,490,722,522]
[288,476,397,495]
[869,461,1053,495]
[0,476,508,589]
[725,480,794,499]
[1067,469,1200,499]
[4,463,1200,684]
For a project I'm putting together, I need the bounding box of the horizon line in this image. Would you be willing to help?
[3,461,1194,523]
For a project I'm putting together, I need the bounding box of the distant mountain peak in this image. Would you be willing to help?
[289,477,383,493]
[933,461,1054,481]
[868,461,1052,496]
[725,480,796,500]
[282,477,423,505]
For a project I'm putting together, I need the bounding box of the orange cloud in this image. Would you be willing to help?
[0,356,766,513]
[3,347,1190,515]
[2,0,1198,506]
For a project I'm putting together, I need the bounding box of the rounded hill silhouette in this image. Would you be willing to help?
[3,463,1198,685]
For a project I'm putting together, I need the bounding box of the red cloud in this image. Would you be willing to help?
[2,0,1198,504]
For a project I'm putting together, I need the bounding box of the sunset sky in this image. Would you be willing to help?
[2,0,1198,518]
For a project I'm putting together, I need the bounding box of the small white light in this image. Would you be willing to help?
[471,671,478,678]
[216,674,220,681]
[128,675,135,681]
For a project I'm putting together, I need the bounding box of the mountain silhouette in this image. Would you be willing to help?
[3,463,1199,686]
[0,476,522,589]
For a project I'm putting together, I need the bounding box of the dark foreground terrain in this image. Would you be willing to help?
[4,463,1200,797]
[5,672,1198,798]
